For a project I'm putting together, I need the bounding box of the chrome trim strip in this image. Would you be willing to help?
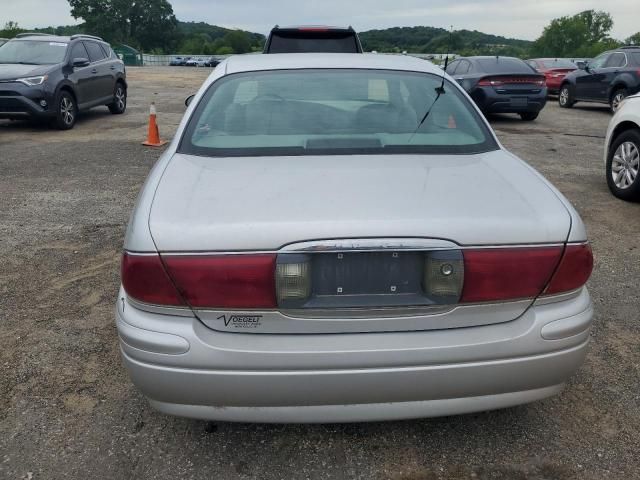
[279,305,454,319]
[533,288,583,306]
[126,296,193,317]
[279,238,458,253]
[125,241,581,257]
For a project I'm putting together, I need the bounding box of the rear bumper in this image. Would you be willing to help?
[472,86,547,114]
[123,344,585,423]
[116,288,593,423]
[147,386,563,423]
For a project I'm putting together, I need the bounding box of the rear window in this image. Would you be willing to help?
[267,31,360,53]
[539,59,576,69]
[477,58,535,74]
[179,69,498,157]
[628,52,640,66]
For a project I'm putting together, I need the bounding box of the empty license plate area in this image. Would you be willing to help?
[276,250,464,310]
[510,97,528,107]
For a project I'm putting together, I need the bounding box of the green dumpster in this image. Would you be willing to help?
[113,44,143,66]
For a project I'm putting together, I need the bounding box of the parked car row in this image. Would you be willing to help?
[169,56,220,67]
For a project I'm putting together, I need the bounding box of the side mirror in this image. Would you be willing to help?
[185,94,195,107]
[72,57,90,68]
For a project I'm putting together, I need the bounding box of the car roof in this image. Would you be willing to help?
[11,33,108,44]
[11,34,72,42]
[224,53,442,75]
[271,25,355,32]
[463,56,521,61]
[528,58,574,61]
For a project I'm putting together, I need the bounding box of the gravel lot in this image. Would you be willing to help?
[1,66,638,480]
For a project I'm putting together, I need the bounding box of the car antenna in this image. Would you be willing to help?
[409,25,453,142]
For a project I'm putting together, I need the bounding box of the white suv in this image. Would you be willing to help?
[605,93,640,201]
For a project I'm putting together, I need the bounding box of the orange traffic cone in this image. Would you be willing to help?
[142,102,168,147]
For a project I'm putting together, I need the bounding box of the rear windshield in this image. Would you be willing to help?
[267,31,360,53]
[539,59,576,69]
[0,40,68,65]
[477,58,535,74]
[179,69,498,157]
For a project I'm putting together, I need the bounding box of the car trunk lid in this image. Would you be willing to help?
[149,150,570,252]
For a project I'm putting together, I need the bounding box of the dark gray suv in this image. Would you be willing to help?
[0,33,127,129]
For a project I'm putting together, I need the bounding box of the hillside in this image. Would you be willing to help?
[359,26,532,56]
[6,22,532,57]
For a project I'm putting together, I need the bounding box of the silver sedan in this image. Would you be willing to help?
[116,53,594,423]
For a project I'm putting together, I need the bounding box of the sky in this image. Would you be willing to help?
[2,0,639,41]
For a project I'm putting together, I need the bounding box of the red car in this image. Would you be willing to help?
[526,58,578,95]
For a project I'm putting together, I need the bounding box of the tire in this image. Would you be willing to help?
[610,87,628,114]
[53,90,77,130]
[558,84,574,108]
[606,128,640,202]
[519,112,539,121]
[108,82,127,114]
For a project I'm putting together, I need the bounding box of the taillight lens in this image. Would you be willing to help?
[461,247,563,303]
[162,254,277,309]
[478,76,545,87]
[478,77,504,87]
[276,255,312,306]
[423,251,464,302]
[121,253,185,306]
[544,244,593,295]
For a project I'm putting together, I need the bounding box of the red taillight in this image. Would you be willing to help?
[297,27,330,32]
[477,76,545,87]
[121,253,185,306]
[162,254,277,309]
[461,247,563,303]
[477,77,504,87]
[544,244,593,295]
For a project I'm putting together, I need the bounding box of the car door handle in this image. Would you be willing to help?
[91,68,98,74]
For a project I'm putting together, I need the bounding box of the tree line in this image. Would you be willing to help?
[1,3,639,59]
[0,0,264,55]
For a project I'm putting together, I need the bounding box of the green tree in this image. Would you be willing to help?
[67,0,178,51]
[532,10,619,57]
[626,32,640,45]
[223,30,252,54]
[0,21,26,38]
[215,46,234,55]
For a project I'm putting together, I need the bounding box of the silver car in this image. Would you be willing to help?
[116,53,594,423]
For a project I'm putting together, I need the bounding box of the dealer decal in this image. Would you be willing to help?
[217,314,263,329]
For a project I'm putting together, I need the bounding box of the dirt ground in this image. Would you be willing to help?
[0,66,639,480]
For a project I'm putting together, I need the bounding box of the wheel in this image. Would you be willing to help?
[558,85,574,108]
[108,83,127,114]
[606,129,640,201]
[519,112,538,121]
[610,88,628,114]
[54,91,77,130]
